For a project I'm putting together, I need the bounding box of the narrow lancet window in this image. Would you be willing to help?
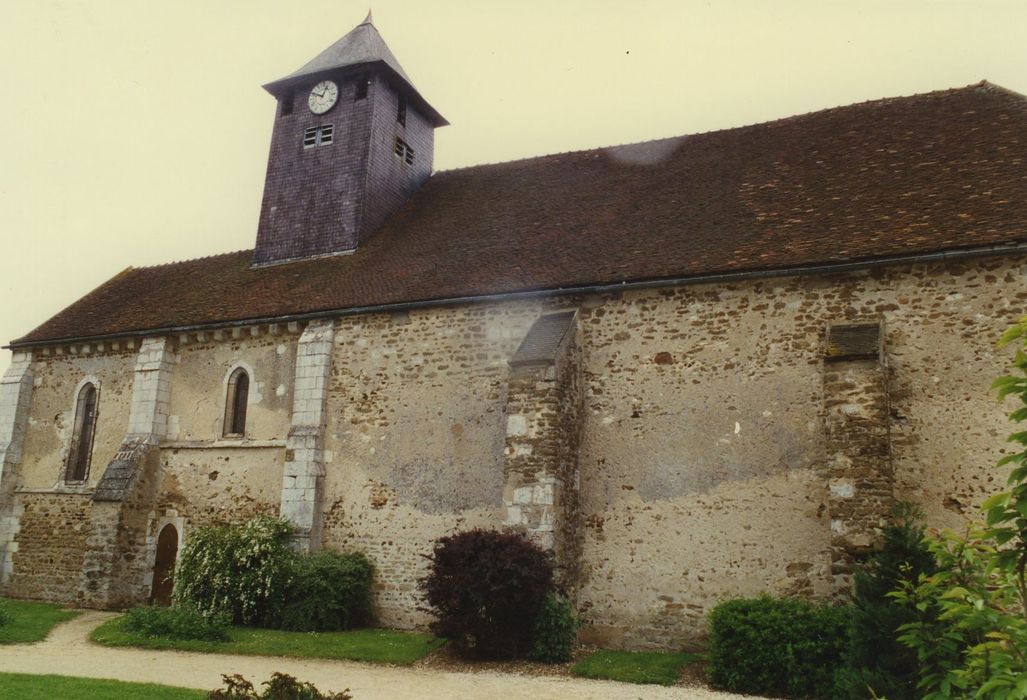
[224,368,250,437]
[65,383,98,482]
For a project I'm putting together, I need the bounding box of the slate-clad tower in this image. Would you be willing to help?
[253,14,447,266]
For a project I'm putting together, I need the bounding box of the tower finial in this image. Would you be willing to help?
[363,8,373,24]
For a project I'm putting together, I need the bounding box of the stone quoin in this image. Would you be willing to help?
[2,13,1027,648]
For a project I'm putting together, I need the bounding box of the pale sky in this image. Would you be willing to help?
[2,0,1026,375]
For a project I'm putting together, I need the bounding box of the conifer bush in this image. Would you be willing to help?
[835,505,935,699]
[420,528,555,659]
[530,592,580,663]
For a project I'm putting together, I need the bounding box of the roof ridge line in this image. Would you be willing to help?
[434,80,1012,176]
[133,249,252,271]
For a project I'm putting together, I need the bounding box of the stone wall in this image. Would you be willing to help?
[319,305,540,627]
[168,331,296,443]
[0,254,1022,646]
[5,493,91,603]
[18,349,136,489]
[573,256,1023,648]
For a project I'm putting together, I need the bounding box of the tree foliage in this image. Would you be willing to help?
[890,317,1027,699]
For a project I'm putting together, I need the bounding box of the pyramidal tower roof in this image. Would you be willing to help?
[263,13,447,126]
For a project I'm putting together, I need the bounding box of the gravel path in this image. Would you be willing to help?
[0,611,752,699]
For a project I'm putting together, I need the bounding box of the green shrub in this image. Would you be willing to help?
[835,504,935,700]
[121,605,230,642]
[530,592,579,663]
[174,515,295,626]
[0,601,10,627]
[208,672,352,700]
[420,528,554,659]
[279,551,374,632]
[708,596,851,699]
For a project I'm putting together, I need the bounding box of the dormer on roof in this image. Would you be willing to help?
[252,14,447,267]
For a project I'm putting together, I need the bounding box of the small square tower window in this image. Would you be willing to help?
[280,93,294,117]
[354,78,368,101]
[394,138,414,165]
[304,125,334,149]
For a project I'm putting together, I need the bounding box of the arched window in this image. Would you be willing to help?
[65,383,98,482]
[224,368,250,437]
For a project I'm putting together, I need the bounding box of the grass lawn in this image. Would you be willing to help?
[91,615,445,665]
[571,649,703,686]
[0,597,79,644]
[0,672,204,699]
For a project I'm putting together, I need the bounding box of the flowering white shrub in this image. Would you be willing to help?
[173,515,294,626]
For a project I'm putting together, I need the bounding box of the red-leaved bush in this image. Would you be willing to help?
[419,528,554,659]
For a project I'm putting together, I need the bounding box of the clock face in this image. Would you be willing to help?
[308,80,339,115]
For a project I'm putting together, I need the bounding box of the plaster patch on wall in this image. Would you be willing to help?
[830,480,855,498]
[506,415,528,436]
[387,457,502,514]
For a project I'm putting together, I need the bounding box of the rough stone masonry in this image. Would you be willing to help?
[0,255,1023,647]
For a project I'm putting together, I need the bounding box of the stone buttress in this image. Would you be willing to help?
[79,337,174,608]
[823,322,895,596]
[280,320,335,551]
[0,352,35,583]
[502,311,585,591]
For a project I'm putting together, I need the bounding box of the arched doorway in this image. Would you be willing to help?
[150,524,179,605]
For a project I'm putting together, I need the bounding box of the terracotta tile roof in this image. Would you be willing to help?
[13,81,1027,347]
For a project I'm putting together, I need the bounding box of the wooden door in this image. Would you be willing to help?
[150,524,178,605]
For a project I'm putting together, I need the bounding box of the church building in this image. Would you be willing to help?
[1,15,1026,648]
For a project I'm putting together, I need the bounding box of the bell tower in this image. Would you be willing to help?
[253,14,447,266]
